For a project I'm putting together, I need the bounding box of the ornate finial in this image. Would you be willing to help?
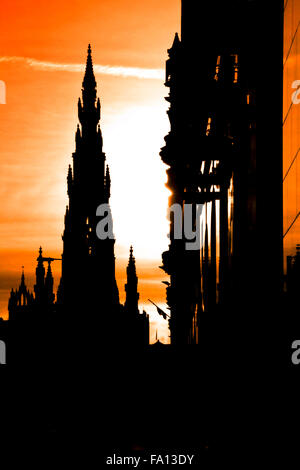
[82,44,97,94]
[37,246,44,263]
[130,245,133,258]
[79,44,99,123]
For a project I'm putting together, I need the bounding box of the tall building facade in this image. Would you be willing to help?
[160,0,284,346]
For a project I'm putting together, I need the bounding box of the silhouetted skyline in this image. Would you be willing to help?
[0,0,181,344]
[1,0,298,461]
[7,45,150,351]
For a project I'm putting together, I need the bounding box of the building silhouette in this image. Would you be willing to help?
[283,0,300,267]
[160,0,284,349]
[6,45,149,362]
[157,0,287,456]
[0,0,292,457]
[57,44,120,321]
[8,268,34,322]
[282,0,300,354]
[124,246,150,346]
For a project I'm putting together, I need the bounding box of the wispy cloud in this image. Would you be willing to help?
[0,56,164,80]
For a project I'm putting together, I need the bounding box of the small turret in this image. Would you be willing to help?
[78,97,82,120]
[8,267,33,320]
[67,164,73,196]
[97,97,101,120]
[20,266,25,288]
[105,165,111,201]
[64,205,70,230]
[97,124,103,149]
[45,261,55,305]
[168,32,181,56]
[75,124,81,149]
[125,246,139,315]
[34,247,45,304]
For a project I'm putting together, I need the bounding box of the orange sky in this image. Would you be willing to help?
[282,1,300,273]
[0,0,181,343]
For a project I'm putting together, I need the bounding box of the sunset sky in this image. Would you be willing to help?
[0,0,181,343]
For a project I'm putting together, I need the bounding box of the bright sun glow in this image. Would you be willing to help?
[103,103,171,260]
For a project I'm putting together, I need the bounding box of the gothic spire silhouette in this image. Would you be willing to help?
[8,266,33,318]
[60,45,119,316]
[82,44,96,89]
[79,44,100,121]
[125,246,139,315]
[45,261,55,305]
[7,45,149,355]
[171,32,180,49]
